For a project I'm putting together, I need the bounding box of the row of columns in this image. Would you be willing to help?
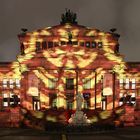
[75,69,116,110]
[24,69,116,110]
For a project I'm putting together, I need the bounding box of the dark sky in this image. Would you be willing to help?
[0,0,140,62]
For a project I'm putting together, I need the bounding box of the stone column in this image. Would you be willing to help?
[0,88,2,111]
[113,72,116,110]
[57,69,66,109]
[94,71,97,110]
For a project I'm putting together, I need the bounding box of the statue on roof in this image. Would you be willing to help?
[61,9,78,24]
[68,31,73,44]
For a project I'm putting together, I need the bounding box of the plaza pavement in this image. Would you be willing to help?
[0,127,140,140]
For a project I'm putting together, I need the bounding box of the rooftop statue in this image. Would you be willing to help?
[61,9,78,24]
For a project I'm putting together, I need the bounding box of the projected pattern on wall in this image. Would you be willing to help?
[0,11,140,127]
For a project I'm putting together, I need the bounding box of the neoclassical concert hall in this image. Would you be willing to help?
[0,10,140,127]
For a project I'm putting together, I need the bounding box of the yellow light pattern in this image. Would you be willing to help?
[0,23,138,114]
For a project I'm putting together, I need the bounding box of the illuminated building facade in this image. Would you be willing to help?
[0,10,140,126]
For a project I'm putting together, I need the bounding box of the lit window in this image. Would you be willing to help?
[98,42,103,48]
[125,79,129,89]
[102,100,106,110]
[10,93,14,105]
[3,102,8,107]
[119,79,123,89]
[131,79,136,89]
[33,97,40,110]
[85,41,90,48]
[119,93,124,106]
[119,93,123,97]
[10,93,20,106]
[83,79,91,89]
[91,42,96,48]
[3,93,8,107]
[15,79,20,88]
[119,79,123,84]
[3,79,8,88]
[131,93,136,105]
[3,92,20,107]
[9,79,14,89]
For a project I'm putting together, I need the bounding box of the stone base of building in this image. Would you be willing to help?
[0,105,140,129]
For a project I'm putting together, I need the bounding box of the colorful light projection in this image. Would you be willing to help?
[103,73,113,96]
[1,24,135,111]
[27,74,39,96]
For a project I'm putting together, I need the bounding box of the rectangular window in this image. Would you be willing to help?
[83,93,90,109]
[9,79,14,89]
[83,79,91,89]
[52,100,57,108]
[125,78,129,89]
[33,97,40,110]
[3,92,20,107]
[18,95,20,105]
[119,93,124,106]
[3,79,8,88]
[98,42,103,48]
[79,41,84,47]
[131,93,136,105]
[119,79,123,89]
[48,41,53,48]
[42,41,47,49]
[49,93,57,108]
[85,41,90,48]
[66,78,74,90]
[15,79,20,88]
[3,93,8,98]
[91,42,96,48]
[3,102,8,107]
[3,93,8,107]
[72,41,78,45]
[10,93,14,105]
[66,93,74,109]
[102,100,106,110]
[67,102,73,110]
[131,79,136,89]
[61,41,66,46]
[54,42,59,47]
[36,41,41,51]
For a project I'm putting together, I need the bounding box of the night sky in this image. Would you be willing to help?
[0,0,140,62]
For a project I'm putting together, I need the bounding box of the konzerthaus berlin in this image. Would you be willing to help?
[0,10,140,127]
